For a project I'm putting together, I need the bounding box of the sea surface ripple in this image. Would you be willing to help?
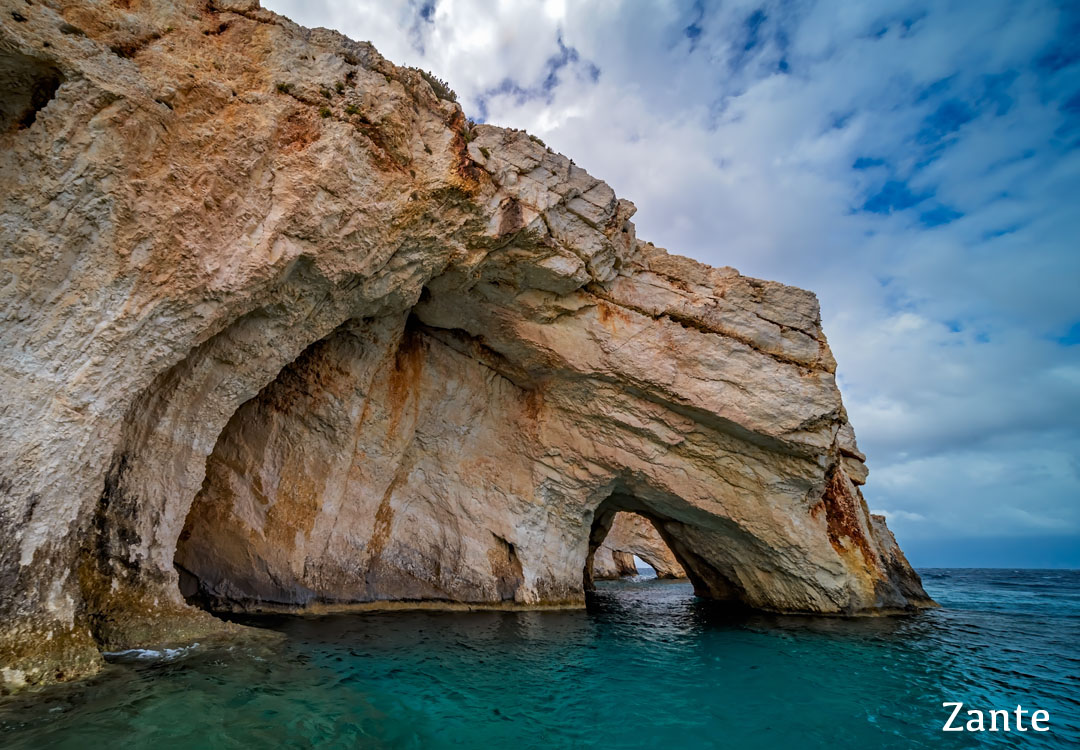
[2,568,1078,748]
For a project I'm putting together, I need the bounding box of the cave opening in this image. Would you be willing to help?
[582,491,752,610]
[0,47,64,133]
[159,309,763,621]
[167,311,545,616]
[588,511,687,582]
[169,319,383,615]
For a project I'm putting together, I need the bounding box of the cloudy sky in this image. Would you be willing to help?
[263,0,1080,567]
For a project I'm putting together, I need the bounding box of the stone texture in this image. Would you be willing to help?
[593,513,686,579]
[592,548,639,580]
[0,0,932,692]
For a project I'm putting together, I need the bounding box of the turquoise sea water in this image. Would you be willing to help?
[2,568,1078,748]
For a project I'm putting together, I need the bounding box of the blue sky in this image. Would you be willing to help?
[264,0,1080,568]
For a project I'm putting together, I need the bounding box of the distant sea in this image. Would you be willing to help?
[2,568,1078,748]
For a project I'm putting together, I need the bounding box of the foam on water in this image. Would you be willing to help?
[2,569,1078,749]
[102,644,201,662]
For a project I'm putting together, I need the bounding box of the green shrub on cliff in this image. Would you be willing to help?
[416,69,457,103]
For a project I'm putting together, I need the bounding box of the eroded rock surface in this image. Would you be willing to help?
[592,549,639,580]
[592,513,687,579]
[0,0,931,691]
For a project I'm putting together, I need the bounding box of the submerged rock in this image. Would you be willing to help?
[0,0,932,691]
[593,513,686,579]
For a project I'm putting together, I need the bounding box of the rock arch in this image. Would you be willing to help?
[591,513,686,580]
[0,0,931,691]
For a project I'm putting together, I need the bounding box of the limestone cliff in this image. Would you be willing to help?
[592,513,686,579]
[0,0,931,691]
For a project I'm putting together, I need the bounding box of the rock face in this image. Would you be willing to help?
[0,0,932,691]
[592,513,686,579]
[592,549,639,580]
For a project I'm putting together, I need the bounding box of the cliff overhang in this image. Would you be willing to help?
[0,0,932,693]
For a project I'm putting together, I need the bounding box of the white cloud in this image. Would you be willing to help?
[262,0,1080,557]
